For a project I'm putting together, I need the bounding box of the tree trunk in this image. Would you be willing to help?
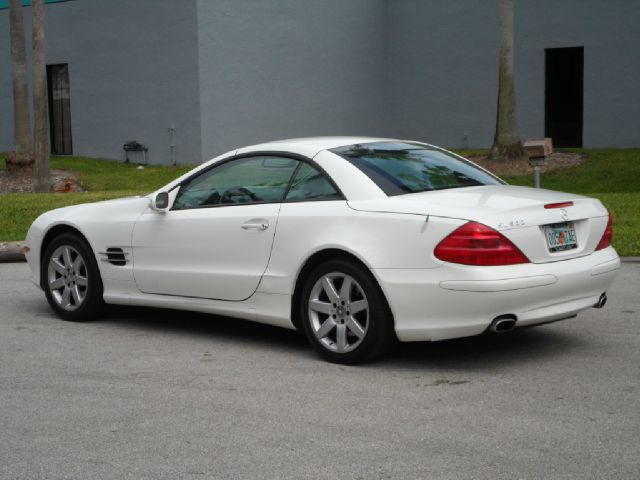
[489,0,528,162]
[32,0,51,192]
[6,0,34,175]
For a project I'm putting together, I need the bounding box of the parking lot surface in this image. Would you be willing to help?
[1,262,638,479]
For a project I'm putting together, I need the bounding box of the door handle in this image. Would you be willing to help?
[242,219,269,231]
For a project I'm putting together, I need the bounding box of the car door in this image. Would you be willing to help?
[131,155,300,301]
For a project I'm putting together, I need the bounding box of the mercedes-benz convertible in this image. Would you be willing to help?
[25,137,620,363]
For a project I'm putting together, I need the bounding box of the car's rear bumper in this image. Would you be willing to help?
[374,247,620,342]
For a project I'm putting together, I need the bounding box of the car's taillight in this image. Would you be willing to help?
[595,212,613,251]
[434,221,530,266]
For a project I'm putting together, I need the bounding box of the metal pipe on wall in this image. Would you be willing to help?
[168,126,176,166]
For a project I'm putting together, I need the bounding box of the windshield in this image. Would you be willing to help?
[332,142,502,196]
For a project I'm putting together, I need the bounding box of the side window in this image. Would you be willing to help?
[173,156,299,210]
[285,163,341,201]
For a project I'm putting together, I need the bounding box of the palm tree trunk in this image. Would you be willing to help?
[489,0,527,161]
[32,0,51,192]
[6,0,34,174]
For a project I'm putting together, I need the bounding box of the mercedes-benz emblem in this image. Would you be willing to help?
[560,209,569,221]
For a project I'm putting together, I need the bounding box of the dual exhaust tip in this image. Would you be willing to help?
[489,292,608,333]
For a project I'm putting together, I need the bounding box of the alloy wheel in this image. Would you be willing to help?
[308,272,369,353]
[47,245,88,311]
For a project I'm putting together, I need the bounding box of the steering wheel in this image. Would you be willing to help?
[220,186,259,204]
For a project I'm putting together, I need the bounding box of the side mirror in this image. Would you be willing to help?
[150,191,170,213]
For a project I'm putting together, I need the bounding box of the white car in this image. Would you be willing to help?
[25,137,620,363]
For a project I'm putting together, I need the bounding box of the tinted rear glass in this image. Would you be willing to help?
[332,142,502,196]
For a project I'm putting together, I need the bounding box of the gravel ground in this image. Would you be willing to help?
[469,152,585,176]
[0,169,83,193]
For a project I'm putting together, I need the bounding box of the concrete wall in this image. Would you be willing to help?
[0,0,202,165]
[196,0,387,161]
[2,0,638,165]
[386,0,640,149]
[516,0,640,148]
[385,0,499,149]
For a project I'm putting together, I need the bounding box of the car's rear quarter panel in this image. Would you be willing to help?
[258,200,464,305]
[378,247,619,341]
[260,198,618,343]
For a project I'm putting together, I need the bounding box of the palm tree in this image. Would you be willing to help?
[6,0,34,175]
[489,0,527,162]
[32,0,51,192]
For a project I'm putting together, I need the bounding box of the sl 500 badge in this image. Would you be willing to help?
[497,219,526,229]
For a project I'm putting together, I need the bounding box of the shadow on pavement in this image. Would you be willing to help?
[99,305,585,370]
[387,326,585,371]
[103,305,308,351]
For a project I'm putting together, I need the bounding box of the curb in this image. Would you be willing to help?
[621,257,640,263]
[0,241,27,263]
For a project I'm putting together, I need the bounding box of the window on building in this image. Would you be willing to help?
[545,47,584,148]
[47,63,73,155]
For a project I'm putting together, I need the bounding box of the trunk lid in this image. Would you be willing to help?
[348,185,609,263]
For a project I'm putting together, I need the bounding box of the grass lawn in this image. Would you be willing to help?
[500,149,640,256]
[1,150,639,255]
[1,155,191,242]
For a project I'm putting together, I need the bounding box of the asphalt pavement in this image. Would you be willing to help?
[0,262,638,479]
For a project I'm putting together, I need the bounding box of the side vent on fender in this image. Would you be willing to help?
[99,247,129,266]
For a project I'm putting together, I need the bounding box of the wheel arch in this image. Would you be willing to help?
[290,248,395,332]
[39,223,94,289]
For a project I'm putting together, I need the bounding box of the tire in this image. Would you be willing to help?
[41,233,104,321]
[299,258,395,364]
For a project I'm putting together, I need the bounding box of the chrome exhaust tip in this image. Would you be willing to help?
[594,293,607,309]
[489,315,517,333]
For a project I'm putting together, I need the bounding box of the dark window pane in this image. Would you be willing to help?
[285,163,340,201]
[173,156,299,210]
[332,142,502,196]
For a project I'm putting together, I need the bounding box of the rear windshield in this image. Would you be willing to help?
[331,142,502,196]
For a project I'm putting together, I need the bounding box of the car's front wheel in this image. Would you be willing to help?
[300,259,394,364]
[42,233,104,321]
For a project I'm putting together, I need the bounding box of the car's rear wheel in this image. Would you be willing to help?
[300,259,394,364]
[42,233,104,321]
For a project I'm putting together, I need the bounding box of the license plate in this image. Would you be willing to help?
[543,222,578,252]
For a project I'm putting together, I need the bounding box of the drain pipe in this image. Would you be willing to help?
[168,126,176,166]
